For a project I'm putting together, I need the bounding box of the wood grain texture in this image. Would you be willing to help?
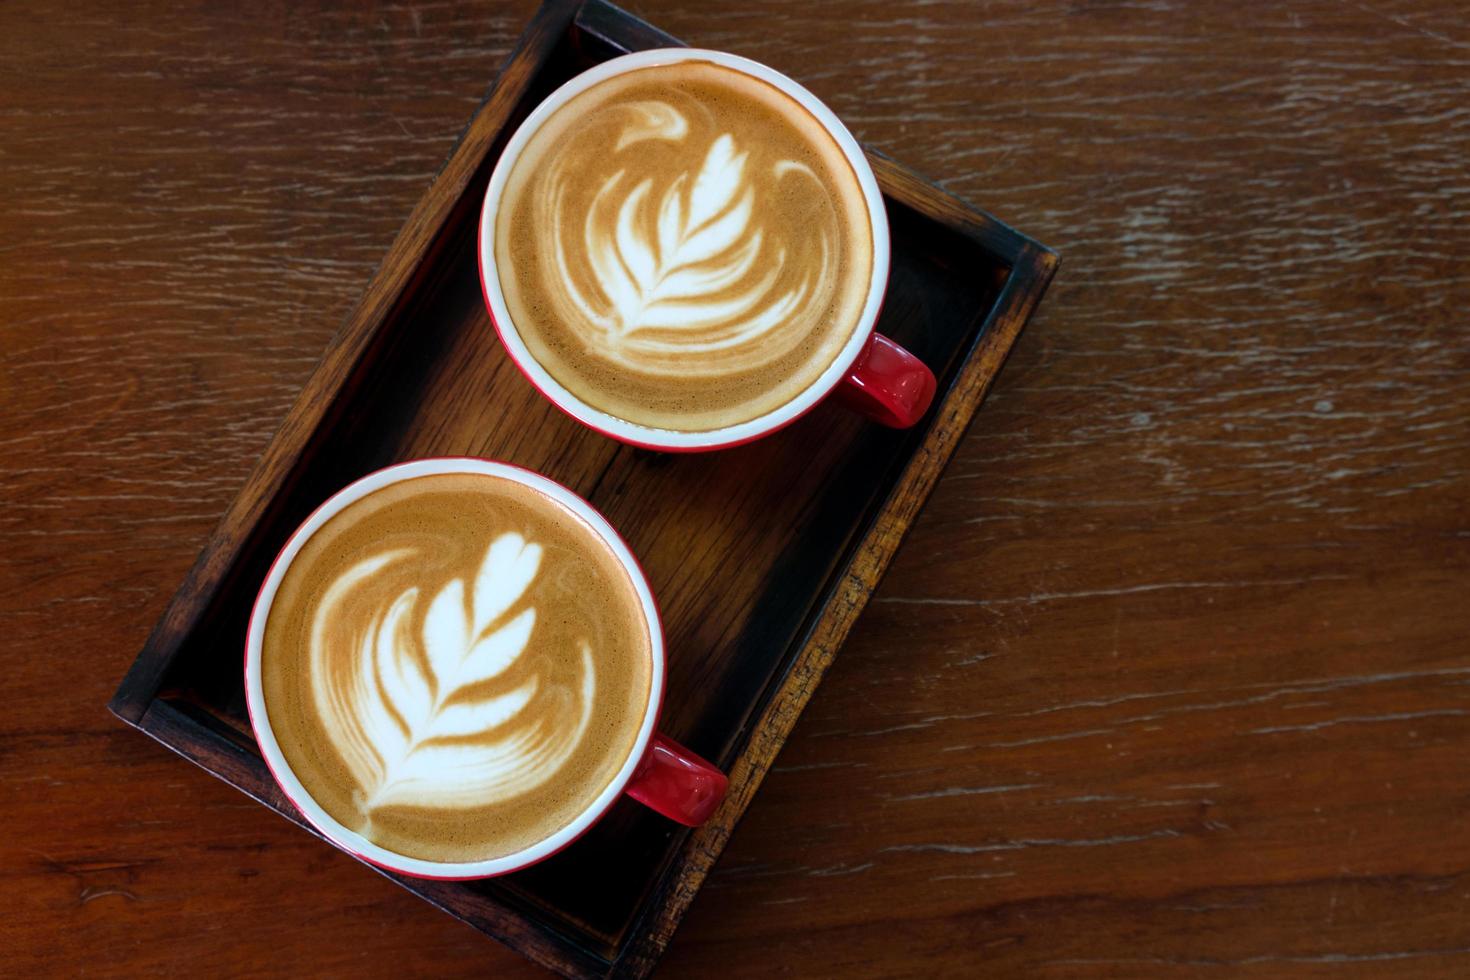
[96,4,1051,972]
[2,1,1467,978]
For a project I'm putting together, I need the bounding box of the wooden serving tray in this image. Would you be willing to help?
[108,1,1057,975]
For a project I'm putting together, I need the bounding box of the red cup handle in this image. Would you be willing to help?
[833,332,937,428]
[624,734,727,826]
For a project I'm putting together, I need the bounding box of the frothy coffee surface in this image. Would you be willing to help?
[494,60,874,432]
[261,473,651,863]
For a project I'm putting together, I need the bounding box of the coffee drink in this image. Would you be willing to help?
[260,472,652,863]
[493,59,875,432]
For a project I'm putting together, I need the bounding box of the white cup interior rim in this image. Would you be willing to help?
[477,47,892,450]
[243,457,666,878]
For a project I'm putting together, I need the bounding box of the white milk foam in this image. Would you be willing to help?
[308,534,595,816]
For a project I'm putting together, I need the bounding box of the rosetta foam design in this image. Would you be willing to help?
[547,116,831,371]
[259,470,654,864]
[494,60,875,432]
[308,534,596,821]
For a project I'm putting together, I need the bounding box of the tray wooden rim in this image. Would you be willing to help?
[109,1,1058,976]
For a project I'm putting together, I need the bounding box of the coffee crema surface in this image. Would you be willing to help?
[494,60,874,432]
[261,473,652,863]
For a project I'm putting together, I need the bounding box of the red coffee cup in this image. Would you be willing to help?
[478,48,936,452]
[244,457,727,879]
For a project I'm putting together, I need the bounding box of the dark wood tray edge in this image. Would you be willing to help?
[615,235,1057,975]
[108,4,606,973]
[131,697,611,976]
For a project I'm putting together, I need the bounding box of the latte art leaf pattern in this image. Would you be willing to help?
[309,533,595,819]
[547,103,835,375]
[495,61,874,430]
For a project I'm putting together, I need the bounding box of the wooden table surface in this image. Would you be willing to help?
[4,0,1468,975]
